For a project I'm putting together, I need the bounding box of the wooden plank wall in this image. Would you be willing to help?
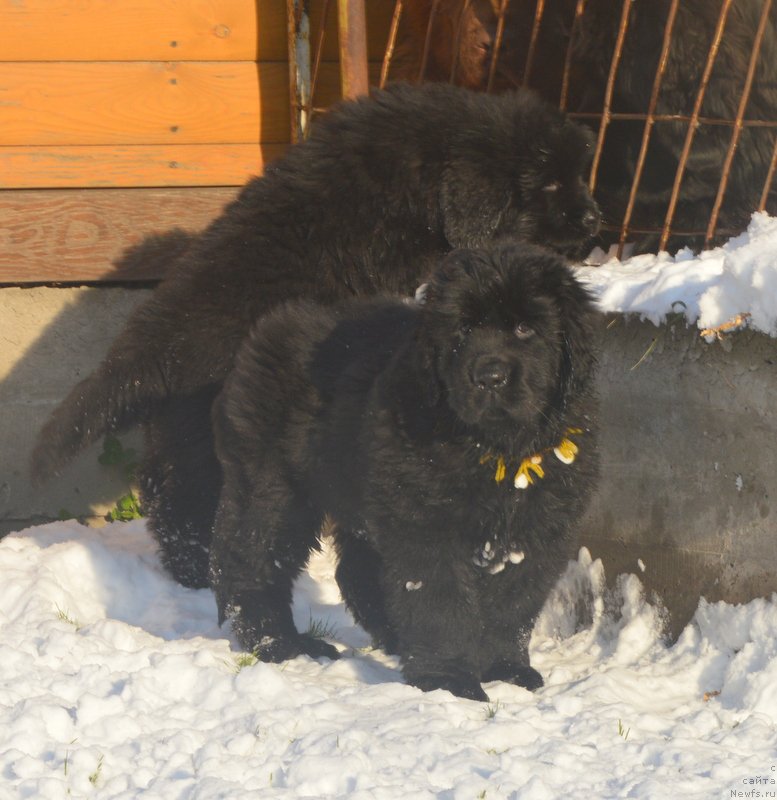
[0,0,393,283]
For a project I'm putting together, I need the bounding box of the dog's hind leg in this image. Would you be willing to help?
[209,467,339,663]
[333,533,398,654]
[139,385,222,588]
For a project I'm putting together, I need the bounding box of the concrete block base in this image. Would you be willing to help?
[2,286,776,636]
[581,315,777,637]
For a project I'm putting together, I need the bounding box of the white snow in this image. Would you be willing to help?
[4,214,777,797]
[576,211,777,338]
[2,519,777,799]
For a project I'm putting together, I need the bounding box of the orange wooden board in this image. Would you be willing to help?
[0,60,383,148]
[0,0,395,62]
[0,0,281,62]
[0,61,288,146]
[0,143,287,189]
[0,187,239,283]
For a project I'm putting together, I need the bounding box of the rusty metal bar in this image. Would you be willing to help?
[418,0,441,83]
[705,0,773,246]
[758,136,777,211]
[559,0,588,111]
[287,0,312,143]
[486,0,510,93]
[338,0,369,99]
[588,0,632,195]
[602,223,744,237]
[617,0,681,255]
[659,0,733,251]
[449,0,471,85]
[380,0,404,88]
[569,112,777,128]
[521,0,546,89]
[310,0,332,108]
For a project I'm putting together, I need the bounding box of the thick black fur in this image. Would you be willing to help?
[210,242,599,701]
[31,83,600,588]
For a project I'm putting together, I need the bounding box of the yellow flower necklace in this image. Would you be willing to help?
[479,427,584,490]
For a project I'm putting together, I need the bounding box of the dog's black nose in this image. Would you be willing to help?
[473,357,509,391]
[582,209,600,234]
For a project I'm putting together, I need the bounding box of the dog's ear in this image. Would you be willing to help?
[425,247,495,306]
[413,321,442,407]
[440,160,511,248]
[548,271,599,408]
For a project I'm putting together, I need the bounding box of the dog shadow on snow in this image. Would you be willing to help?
[15,517,403,685]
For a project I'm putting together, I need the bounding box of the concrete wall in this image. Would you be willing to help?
[581,315,777,637]
[0,286,149,535]
[3,286,777,635]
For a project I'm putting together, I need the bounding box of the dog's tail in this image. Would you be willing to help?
[112,228,194,279]
[31,229,196,483]
[30,351,168,483]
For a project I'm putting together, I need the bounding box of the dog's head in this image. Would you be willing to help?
[440,90,600,258]
[419,241,597,451]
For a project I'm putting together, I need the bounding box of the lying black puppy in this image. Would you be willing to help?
[32,83,600,590]
[210,241,599,701]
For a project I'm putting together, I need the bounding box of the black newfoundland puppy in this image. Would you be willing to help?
[210,241,599,701]
[32,83,600,590]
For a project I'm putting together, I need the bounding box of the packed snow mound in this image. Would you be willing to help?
[577,211,777,337]
[2,519,777,798]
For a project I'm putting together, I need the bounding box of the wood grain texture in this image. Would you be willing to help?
[0,188,240,283]
[0,0,279,62]
[1,61,286,145]
[0,143,287,189]
[0,0,395,62]
[0,60,370,146]
[0,0,395,281]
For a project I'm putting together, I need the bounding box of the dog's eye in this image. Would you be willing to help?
[514,322,534,339]
[542,182,561,194]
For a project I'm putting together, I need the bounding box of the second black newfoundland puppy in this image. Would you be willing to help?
[210,241,599,701]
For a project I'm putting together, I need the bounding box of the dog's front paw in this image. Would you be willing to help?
[254,633,340,663]
[483,661,543,691]
[297,633,341,661]
[406,670,489,702]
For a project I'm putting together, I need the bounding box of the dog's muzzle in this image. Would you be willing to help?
[472,355,511,392]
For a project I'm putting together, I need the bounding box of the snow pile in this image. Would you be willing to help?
[577,211,777,337]
[2,519,777,799]
[4,217,777,796]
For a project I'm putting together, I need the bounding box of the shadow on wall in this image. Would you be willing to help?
[0,281,151,536]
[0,35,293,533]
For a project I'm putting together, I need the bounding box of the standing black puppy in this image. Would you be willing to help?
[32,83,600,590]
[210,242,599,701]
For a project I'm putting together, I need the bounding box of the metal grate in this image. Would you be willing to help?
[286,0,369,142]
[291,1,777,255]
